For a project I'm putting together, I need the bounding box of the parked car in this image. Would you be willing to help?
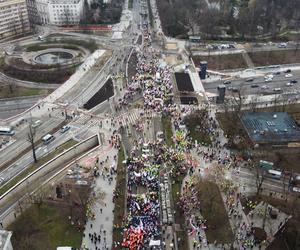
[273,88,282,92]
[246,78,254,82]
[286,82,294,87]
[284,69,291,73]
[251,84,259,88]
[232,87,238,92]
[261,85,269,89]
[223,80,231,84]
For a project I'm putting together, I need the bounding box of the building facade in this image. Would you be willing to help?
[26,0,83,26]
[0,0,30,40]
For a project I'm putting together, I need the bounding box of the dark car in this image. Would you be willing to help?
[223,80,231,84]
[284,69,292,73]
[246,78,254,82]
[290,80,298,84]
[232,87,238,92]
[251,84,259,88]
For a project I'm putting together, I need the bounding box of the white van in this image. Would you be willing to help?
[42,134,55,145]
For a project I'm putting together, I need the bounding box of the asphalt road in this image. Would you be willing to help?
[204,69,300,95]
[0,116,65,168]
[0,127,75,187]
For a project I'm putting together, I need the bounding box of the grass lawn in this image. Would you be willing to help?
[185,119,212,146]
[193,54,247,70]
[162,116,173,147]
[8,203,82,250]
[0,139,77,196]
[196,181,234,244]
[0,85,52,99]
[171,174,189,249]
[112,146,126,248]
[248,50,300,66]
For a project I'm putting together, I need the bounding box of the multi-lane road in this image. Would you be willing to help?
[204,69,300,95]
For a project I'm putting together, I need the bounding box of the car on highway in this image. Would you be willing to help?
[60,125,71,133]
[264,77,273,82]
[278,42,287,48]
[245,78,254,82]
[286,82,294,87]
[264,74,273,79]
[290,80,298,84]
[273,88,282,92]
[284,69,291,73]
[251,84,259,88]
[31,120,42,128]
[223,80,231,84]
[285,74,293,78]
[42,134,55,145]
[261,85,269,90]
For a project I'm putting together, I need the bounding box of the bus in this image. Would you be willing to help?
[0,126,15,136]
[267,169,282,180]
[259,160,274,171]
[42,134,55,145]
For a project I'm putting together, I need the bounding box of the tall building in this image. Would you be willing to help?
[0,0,30,41]
[26,0,84,26]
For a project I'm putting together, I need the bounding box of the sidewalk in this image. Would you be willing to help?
[81,144,118,250]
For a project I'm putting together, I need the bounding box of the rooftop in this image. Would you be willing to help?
[241,112,300,144]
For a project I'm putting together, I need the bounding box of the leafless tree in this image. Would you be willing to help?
[27,124,37,163]
[255,163,265,196]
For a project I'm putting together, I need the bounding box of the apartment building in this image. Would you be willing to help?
[0,0,30,40]
[26,0,83,26]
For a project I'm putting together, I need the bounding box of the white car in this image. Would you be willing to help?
[285,74,293,78]
[265,78,272,82]
[31,120,42,128]
[261,85,269,89]
[264,74,273,79]
[286,82,294,87]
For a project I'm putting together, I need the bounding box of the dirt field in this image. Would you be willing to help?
[248,49,300,66]
[193,54,247,70]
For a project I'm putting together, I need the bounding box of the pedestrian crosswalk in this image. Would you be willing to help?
[71,109,160,128]
[116,109,160,127]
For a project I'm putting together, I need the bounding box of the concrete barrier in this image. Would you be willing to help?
[0,134,99,218]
